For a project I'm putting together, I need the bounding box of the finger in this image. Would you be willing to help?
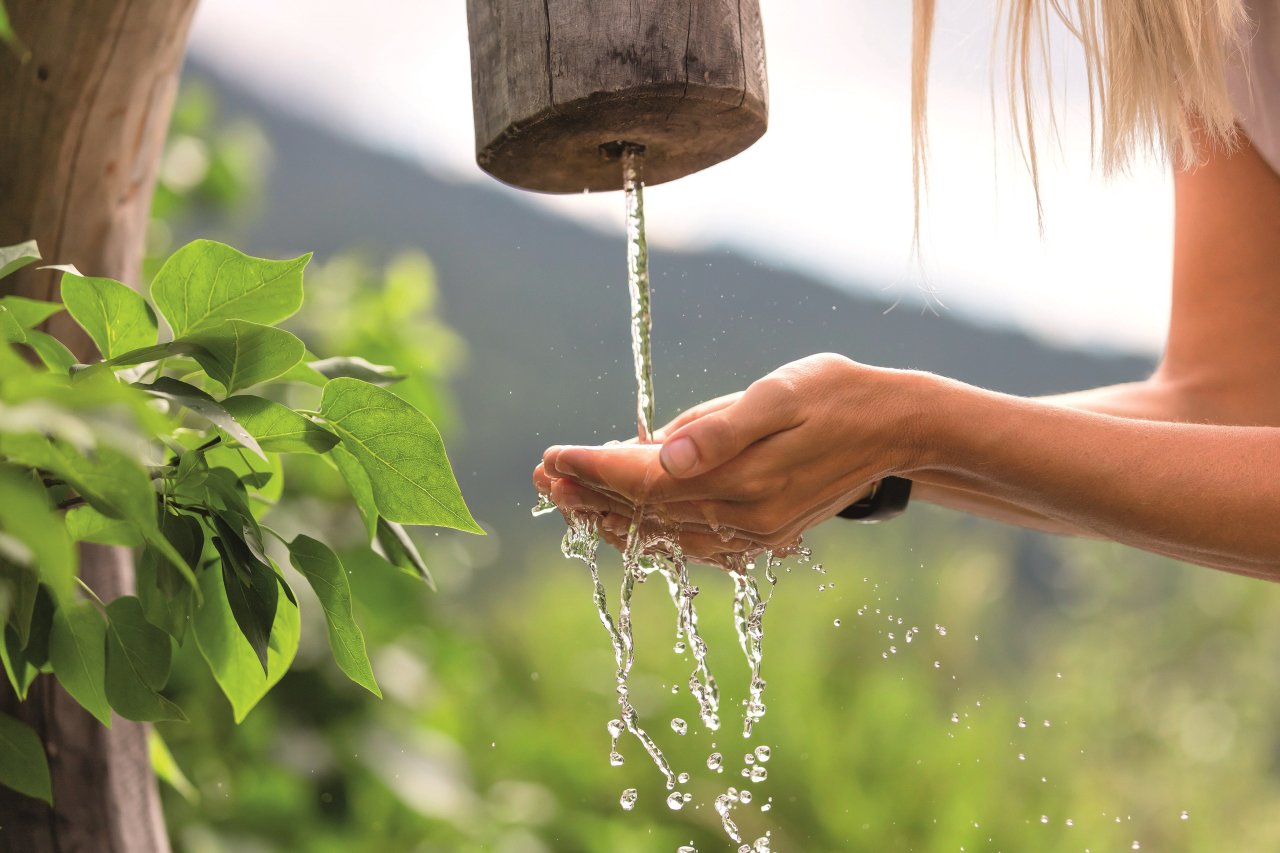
[551,478,635,517]
[659,380,798,479]
[651,392,742,442]
[549,444,696,502]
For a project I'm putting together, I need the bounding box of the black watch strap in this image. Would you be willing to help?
[837,476,912,523]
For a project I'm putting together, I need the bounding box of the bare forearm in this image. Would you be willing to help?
[909,376,1280,576]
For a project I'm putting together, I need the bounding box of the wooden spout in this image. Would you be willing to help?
[466,0,769,194]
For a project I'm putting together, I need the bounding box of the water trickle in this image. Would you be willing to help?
[545,147,791,847]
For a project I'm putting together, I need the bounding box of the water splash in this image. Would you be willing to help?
[621,144,655,443]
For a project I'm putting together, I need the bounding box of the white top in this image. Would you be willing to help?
[1229,0,1280,172]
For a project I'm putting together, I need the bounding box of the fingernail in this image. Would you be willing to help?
[660,437,698,476]
[555,454,579,477]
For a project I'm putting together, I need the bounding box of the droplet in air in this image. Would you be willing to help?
[671,718,688,735]
[707,752,723,771]
[754,745,771,762]
[609,751,624,766]
[678,771,690,784]
[607,719,625,739]
[667,791,687,810]
[1180,810,1190,821]
[833,619,842,627]
[739,789,753,804]
[1017,717,1028,729]
[620,788,638,811]
[750,766,768,783]
[1040,815,1049,824]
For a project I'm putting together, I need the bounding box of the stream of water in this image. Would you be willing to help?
[536,146,778,851]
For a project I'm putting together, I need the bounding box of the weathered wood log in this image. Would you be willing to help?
[466,0,769,193]
[0,1,198,850]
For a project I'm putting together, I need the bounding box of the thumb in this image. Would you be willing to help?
[658,384,793,478]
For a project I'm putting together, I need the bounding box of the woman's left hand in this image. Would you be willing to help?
[535,353,930,550]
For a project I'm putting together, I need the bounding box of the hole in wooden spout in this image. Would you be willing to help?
[599,141,646,161]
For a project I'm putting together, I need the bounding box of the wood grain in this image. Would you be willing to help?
[466,0,768,193]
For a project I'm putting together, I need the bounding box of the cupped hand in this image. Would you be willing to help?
[534,353,927,552]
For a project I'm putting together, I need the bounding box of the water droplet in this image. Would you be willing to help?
[933,660,941,669]
[1018,753,1026,761]
[620,788,638,811]
[951,713,961,723]
[744,753,755,765]
[1131,842,1141,850]
[607,719,625,738]
[739,789,753,804]
[667,791,687,810]
[1017,717,1028,729]
[1180,810,1190,821]
[1043,719,1051,728]
[674,641,687,654]
[750,766,768,782]
[935,624,947,636]
[1040,815,1049,824]
[609,751,624,766]
[671,718,688,735]
[707,752,723,771]
[678,847,698,853]
[1066,818,1074,827]
[754,745,771,762]
[678,771,690,784]
[833,619,841,627]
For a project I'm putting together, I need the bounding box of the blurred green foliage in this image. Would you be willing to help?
[153,85,1280,852]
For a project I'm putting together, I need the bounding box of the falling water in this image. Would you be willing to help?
[538,145,780,849]
[621,144,655,442]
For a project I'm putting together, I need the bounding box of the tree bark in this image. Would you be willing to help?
[0,1,198,850]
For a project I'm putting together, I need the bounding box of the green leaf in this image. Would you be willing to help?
[0,560,38,650]
[0,466,75,605]
[150,240,309,337]
[59,274,158,360]
[0,240,40,281]
[137,378,265,459]
[0,713,52,805]
[23,330,77,374]
[212,517,277,673]
[221,395,338,454]
[288,535,380,697]
[308,356,404,386]
[375,518,436,591]
[136,513,202,641]
[149,729,198,804]
[104,339,209,369]
[319,378,481,533]
[104,596,185,722]
[180,320,305,393]
[193,559,299,723]
[49,600,111,727]
[330,444,376,542]
[65,505,144,547]
[0,625,36,698]
[0,296,62,328]
[0,306,27,343]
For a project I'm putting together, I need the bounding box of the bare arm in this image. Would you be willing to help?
[911,127,1280,545]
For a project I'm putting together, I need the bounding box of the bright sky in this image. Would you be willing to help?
[189,0,1175,355]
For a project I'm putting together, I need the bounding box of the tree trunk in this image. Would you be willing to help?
[0,1,198,850]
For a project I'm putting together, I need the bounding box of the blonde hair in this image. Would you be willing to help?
[911,0,1250,226]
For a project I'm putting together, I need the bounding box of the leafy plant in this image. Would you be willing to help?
[0,238,480,804]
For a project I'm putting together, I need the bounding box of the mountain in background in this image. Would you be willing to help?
[183,63,1154,545]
